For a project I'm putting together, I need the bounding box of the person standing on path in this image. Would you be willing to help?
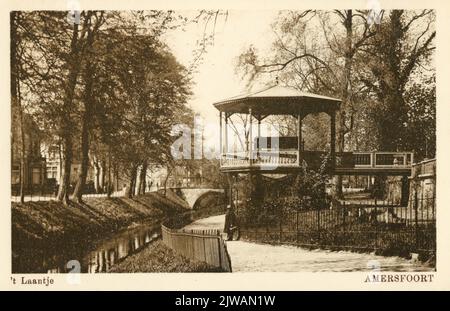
[224,205,238,241]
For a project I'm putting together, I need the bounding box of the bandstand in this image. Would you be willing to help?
[213,85,414,206]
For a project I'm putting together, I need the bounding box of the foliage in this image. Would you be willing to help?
[360,10,435,156]
[239,154,331,226]
[235,9,436,164]
[12,10,227,203]
[404,74,436,159]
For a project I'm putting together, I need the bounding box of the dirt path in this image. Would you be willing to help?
[184,215,434,272]
[226,241,433,272]
[183,214,226,231]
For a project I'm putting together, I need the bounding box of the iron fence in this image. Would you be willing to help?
[237,194,435,254]
[11,189,127,203]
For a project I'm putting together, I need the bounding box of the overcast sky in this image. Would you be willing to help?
[164,10,279,151]
[166,10,278,123]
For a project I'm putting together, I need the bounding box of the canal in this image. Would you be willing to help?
[13,222,160,273]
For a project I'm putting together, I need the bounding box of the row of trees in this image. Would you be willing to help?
[236,10,436,198]
[11,10,225,204]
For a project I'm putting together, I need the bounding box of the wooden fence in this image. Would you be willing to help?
[161,225,232,272]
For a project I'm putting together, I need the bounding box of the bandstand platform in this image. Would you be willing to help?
[213,85,413,177]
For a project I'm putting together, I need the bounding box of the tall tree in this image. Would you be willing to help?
[360,10,435,153]
[236,10,376,198]
[72,11,105,203]
[10,12,26,203]
[403,74,435,160]
[56,17,84,205]
[18,12,90,204]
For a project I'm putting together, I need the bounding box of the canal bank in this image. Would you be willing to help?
[108,240,222,272]
[12,191,186,273]
[103,205,229,273]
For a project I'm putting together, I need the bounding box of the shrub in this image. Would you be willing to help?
[237,154,331,227]
[376,239,412,258]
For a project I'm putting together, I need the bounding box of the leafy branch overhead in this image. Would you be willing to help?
[11,10,227,203]
[235,9,435,161]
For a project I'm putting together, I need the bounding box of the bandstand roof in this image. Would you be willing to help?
[213,85,341,116]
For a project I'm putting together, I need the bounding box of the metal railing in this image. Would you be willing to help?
[11,189,127,203]
[237,195,435,254]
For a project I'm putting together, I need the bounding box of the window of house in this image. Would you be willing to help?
[11,165,20,184]
[32,167,41,185]
[49,146,59,160]
[47,166,57,179]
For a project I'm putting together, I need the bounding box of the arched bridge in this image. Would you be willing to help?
[172,187,225,209]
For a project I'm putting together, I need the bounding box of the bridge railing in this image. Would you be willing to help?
[346,152,413,168]
[161,224,232,272]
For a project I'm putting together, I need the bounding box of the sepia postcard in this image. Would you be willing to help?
[1,0,450,292]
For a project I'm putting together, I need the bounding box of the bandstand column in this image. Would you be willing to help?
[224,113,228,154]
[330,110,336,170]
[248,108,253,162]
[257,118,261,158]
[227,173,234,208]
[219,111,223,155]
[297,114,303,167]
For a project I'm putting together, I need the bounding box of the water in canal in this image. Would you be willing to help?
[12,223,160,273]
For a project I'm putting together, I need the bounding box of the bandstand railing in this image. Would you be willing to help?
[220,150,414,172]
[220,150,299,168]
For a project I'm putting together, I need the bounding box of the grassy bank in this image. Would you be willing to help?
[109,239,222,272]
[12,190,228,273]
[108,202,227,273]
[12,191,185,250]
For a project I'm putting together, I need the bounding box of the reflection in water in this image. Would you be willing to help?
[85,230,158,273]
[16,224,160,273]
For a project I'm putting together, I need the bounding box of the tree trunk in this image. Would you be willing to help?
[19,107,26,203]
[72,117,90,202]
[127,165,138,198]
[107,152,112,198]
[141,169,147,194]
[58,140,63,182]
[73,18,97,203]
[135,165,142,196]
[333,10,354,200]
[114,164,119,193]
[138,161,148,195]
[57,136,73,205]
[163,165,172,197]
[100,160,106,193]
[94,159,101,193]
[10,12,26,203]
[56,20,81,205]
[73,63,95,203]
